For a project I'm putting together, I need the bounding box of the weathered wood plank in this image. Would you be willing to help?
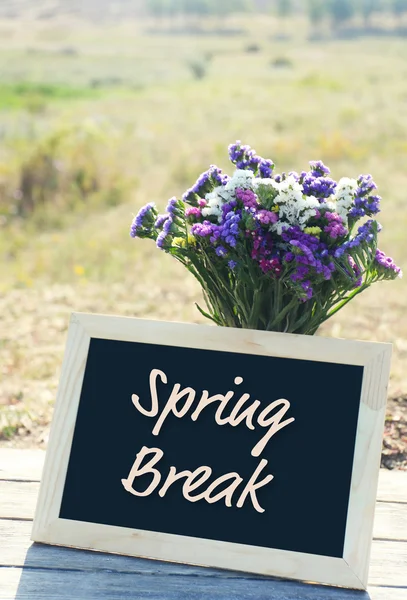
[0,566,375,600]
[1,480,406,542]
[1,568,405,600]
[369,540,407,586]
[369,589,407,600]
[1,450,405,504]
[0,450,45,482]
[0,482,38,520]
[373,502,407,541]
[0,520,406,588]
[1,450,406,598]
[376,470,407,503]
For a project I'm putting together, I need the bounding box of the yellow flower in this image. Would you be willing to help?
[271,205,280,212]
[187,234,196,245]
[73,265,85,276]
[172,237,186,247]
[304,226,322,236]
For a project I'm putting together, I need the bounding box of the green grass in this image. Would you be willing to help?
[0,82,101,110]
[0,16,406,440]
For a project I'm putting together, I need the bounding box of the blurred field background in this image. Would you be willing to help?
[0,0,406,464]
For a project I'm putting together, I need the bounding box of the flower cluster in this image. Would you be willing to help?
[229,141,274,178]
[130,142,401,334]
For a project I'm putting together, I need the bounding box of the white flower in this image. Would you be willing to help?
[253,177,279,190]
[257,177,325,231]
[324,201,336,211]
[296,196,320,226]
[278,174,303,192]
[336,177,358,193]
[335,177,358,222]
[202,187,227,222]
[225,169,255,192]
[269,176,312,227]
[271,221,290,235]
[274,175,304,206]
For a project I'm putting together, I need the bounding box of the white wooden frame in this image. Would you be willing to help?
[32,312,392,591]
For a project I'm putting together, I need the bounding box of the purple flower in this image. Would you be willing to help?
[301,172,337,199]
[228,260,237,270]
[259,158,274,178]
[130,221,138,238]
[236,188,257,208]
[288,171,302,182]
[282,226,333,284]
[130,202,155,237]
[348,256,363,288]
[209,226,222,243]
[222,200,238,216]
[156,231,167,249]
[165,197,177,215]
[375,249,402,277]
[215,246,228,257]
[191,220,214,237]
[228,141,274,178]
[228,141,258,169]
[163,217,173,234]
[248,227,283,276]
[357,173,377,194]
[154,214,169,228]
[347,174,381,219]
[155,215,176,249]
[256,209,278,225]
[324,212,347,240]
[322,265,333,280]
[334,220,376,258]
[291,265,309,282]
[219,210,241,247]
[309,160,330,177]
[300,280,313,301]
[249,228,272,259]
[183,165,228,204]
[291,240,317,267]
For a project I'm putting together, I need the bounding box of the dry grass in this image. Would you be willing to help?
[0,16,406,448]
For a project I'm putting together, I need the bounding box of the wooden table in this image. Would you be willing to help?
[0,449,406,600]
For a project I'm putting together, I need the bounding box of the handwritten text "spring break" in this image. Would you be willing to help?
[122,369,295,513]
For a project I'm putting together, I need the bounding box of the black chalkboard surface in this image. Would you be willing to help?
[60,337,362,558]
[32,314,391,590]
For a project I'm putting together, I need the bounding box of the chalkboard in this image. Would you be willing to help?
[32,313,392,591]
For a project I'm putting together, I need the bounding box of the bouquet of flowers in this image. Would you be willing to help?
[130,142,401,335]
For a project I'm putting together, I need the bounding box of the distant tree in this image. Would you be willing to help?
[276,0,292,18]
[251,0,271,11]
[213,0,253,19]
[144,0,259,20]
[328,0,355,27]
[185,0,212,17]
[392,0,407,16]
[145,0,172,18]
[360,0,382,27]
[307,0,327,26]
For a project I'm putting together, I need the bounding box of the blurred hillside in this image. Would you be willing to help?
[0,0,142,20]
[0,5,405,463]
[2,0,407,30]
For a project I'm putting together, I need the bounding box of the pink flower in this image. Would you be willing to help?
[186,207,201,220]
[257,209,278,225]
[236,187,258,208]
